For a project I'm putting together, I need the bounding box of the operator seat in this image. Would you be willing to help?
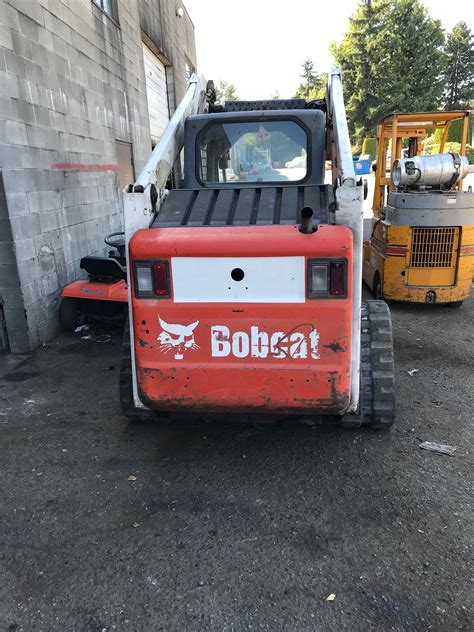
[80,256,126,283]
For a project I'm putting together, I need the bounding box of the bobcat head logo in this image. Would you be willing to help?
[157,316,200,360]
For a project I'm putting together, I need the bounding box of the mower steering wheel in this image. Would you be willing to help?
[104,231,125,249]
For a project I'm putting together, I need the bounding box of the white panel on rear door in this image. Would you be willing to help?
[142,43,169,142]
[172,257,305,303]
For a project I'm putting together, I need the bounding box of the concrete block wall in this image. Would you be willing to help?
[0,0,197,352]
[0,171,30,351]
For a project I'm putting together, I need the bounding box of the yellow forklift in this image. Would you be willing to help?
[363,111,474,306]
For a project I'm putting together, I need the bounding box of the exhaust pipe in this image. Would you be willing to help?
[299,207,314,234]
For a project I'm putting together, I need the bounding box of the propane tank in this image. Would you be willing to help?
[392,153,473,188]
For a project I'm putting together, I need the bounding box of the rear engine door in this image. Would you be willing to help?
[129,224,353,414]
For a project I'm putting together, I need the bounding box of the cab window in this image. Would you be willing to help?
[198,120,308,184]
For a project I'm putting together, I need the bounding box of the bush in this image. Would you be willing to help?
[361,137,377,161]
[432,128,444,145]
[422,118,472,154]
[446,142,462,154]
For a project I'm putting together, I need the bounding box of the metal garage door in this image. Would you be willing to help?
[142,42,169,143]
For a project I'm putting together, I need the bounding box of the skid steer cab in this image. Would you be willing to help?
[120,71,395,429]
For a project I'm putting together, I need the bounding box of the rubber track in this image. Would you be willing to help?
[341,301,395,429]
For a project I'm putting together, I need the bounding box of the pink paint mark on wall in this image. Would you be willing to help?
[51,163,118,171]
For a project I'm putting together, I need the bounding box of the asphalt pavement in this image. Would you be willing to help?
[1,293,473,631]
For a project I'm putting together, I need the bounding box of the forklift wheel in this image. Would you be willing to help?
[341,301,395,430]
[59,297,81,331]
[119,320,157,422]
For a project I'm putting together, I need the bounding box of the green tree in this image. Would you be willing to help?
[331,0,445,143]
[442,21,474,109]
[215,80,238,103]
[271,90,281,100]
[295,59,326,100]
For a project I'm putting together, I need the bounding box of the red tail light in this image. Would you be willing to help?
[153,262,169,296]
[133,260,171,298]
[330,261,345,296]
[308,259,347,298]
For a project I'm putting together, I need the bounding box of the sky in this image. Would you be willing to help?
[183,0,474,100]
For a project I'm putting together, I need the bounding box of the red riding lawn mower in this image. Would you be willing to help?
[59,232,128,330]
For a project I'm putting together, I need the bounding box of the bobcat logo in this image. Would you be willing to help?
[157,316,200,360]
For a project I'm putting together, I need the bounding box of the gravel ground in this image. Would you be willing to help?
[0,294,472,632]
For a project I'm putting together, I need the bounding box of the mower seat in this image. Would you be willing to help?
[80,256,127,282]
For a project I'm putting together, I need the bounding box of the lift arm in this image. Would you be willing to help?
[327,67,364,413]
[122,74,209,409]
[122,74,209,246]
[327,67,357,188]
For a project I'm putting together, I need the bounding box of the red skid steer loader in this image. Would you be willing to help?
[120,69,395,429]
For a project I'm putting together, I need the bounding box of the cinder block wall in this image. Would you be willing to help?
[0,0,196,352]
[0,171,30,350]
